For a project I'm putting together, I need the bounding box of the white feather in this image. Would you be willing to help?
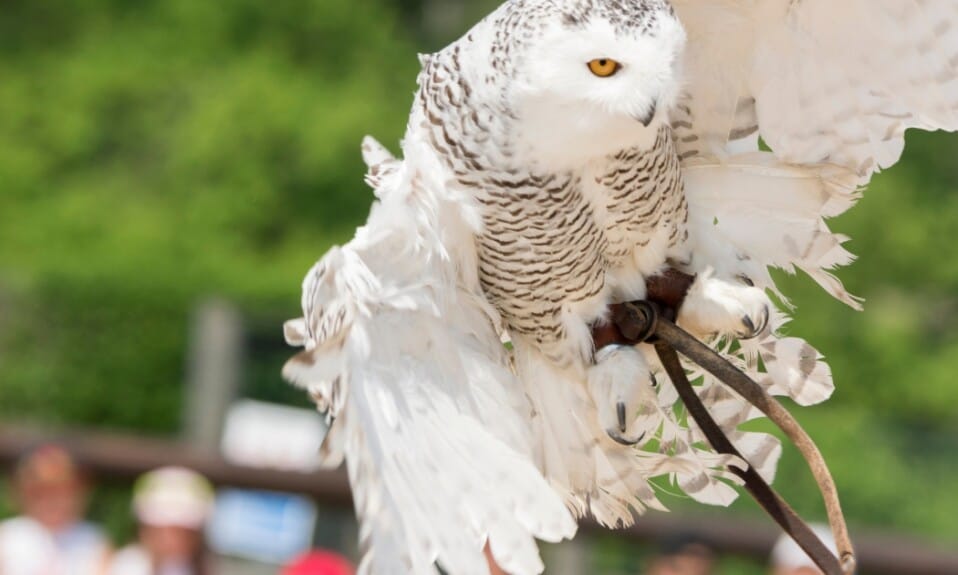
[673,0,958,175]
[285,139,576,575]
[673,0,958,306]
[683,153,862,308]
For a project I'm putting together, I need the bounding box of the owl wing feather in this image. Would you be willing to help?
[673,0,958,176]
[665,0,958,480]
[283,139,576,575]
[673,0,958,297]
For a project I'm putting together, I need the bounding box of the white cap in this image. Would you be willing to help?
[133,467,214,529]
[770,524,838,572]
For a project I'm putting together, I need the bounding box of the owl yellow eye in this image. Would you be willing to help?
[587,58,621,77]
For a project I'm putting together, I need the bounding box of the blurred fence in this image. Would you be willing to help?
[1,424,957,574]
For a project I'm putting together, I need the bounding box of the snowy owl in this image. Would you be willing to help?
[283,1,958,573]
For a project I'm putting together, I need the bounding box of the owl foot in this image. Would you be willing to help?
[677,273,771,339]
[588,344,657,446]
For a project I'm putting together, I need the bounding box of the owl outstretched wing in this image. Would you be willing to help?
[662,0,958,468]
[283,138,576,575]
[672,0,958,305]
[672,0,958,289]
[674,0,958,175]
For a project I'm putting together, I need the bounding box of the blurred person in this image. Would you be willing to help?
[0,444,112,575]
[646,534,716,575]
[280,550,354,575]
[769,524,837,575]
[107,467,215,575]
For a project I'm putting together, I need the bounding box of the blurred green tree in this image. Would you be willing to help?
[0,0,419,430]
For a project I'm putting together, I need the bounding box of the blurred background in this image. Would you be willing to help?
[0,0,956,573]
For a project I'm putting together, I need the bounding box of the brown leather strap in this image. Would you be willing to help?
[654,341,846,575]
[593,270,695,349]
[644,268,695,319]
[590,272,856,574]
[606,299,855,574]
[638,303,855,574]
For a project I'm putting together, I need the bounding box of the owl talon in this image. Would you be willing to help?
[678,274,773,340]
[588,345,657,448]
[606,428,645,446]
[739,304,770,339]
[756,305,770,333]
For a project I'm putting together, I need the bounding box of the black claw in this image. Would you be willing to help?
[650,373,658,388]
[606,429,646,447]
[617,401,627,433]
[741,314,755,334]
[740,306,771,340]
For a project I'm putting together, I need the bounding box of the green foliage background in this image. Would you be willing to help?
[0,0,956,571]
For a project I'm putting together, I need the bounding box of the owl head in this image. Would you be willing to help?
[506,0,686,171]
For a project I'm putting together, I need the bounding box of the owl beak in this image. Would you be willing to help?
[634,101,658,127]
